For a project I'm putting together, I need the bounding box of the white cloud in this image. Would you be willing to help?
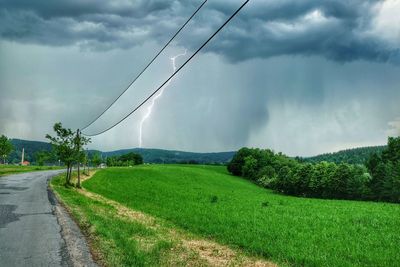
[370,0,400,46]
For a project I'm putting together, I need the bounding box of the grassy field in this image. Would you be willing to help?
[0,165,62,176]
[53,165,400,266]
[51,171,272,266]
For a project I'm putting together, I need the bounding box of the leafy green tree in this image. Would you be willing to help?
[73,130,90,188]
[346,166,370,199]
[227,147,253,176]
[92,152,102,167]
[242,155,258,181]
[292,163,313,196]
[387,161,400,202]
[0,135,13,164]
[229,137,400,203]
[382,137,400,162]
[46,123,76,186]
[275,165,293,194]
[308,163,326,197]
[119,152,143,165]
[35,150,51,166]
[367,137,400,202]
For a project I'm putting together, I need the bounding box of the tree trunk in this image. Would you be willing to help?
[68,164,73,185]
[77,163,81,188]
[65,163,70,186]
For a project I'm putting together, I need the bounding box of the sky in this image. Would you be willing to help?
[0,0,399,156]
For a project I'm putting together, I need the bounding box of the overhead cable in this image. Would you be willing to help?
[82,0,250,137]
[80,0,209,131]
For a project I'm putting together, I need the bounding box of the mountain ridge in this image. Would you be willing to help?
[7,138,386,165]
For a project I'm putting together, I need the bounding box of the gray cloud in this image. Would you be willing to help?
[0,0,398,64]
[0,0,399,155]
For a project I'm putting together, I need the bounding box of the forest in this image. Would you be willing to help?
[106,152,143,167]
[303,145,387,164]
[228,137,400,203]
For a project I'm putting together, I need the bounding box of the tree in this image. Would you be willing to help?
[0,135,13,164]
[119,152,143,165]
[35,150,51,166]
[382,137,400,163]
[73,130,90,188]
[242,155,258,181]
[367,136,400,202]
[227,147,253,176]
[46,123,76,186]
[92,152,102,167]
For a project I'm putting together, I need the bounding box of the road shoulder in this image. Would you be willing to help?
[48,180,98,267]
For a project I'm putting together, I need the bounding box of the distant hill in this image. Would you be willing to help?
[7,139,235,165]
[9,139,52,164]
[303,145,386,165]
[7,138,385,166]
[99,148,236,164]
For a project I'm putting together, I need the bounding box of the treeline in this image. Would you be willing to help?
[8,139,53,164]
[106,152,143,167]
[303,145,386,165]
[228,137,400,203]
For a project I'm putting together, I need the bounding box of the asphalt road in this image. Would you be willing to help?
[0,170,72,266]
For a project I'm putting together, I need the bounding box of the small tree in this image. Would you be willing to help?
[46,123,76,186]
[73,130,90,188]
[35,150,52,166]
[92,152,102,167]
[0,135,13,164]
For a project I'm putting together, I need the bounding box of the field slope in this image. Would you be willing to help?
[82,165,400,267]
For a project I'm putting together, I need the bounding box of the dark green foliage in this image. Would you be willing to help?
[304,145,386,164]
[0,135,13,164]
[119,152,143,165]
[227,147,253,175]
[367,137,400,202]
[106,152,143,167]
[9,139,53,164]
[91,152,102,167]
[103,148,235,165]
[210,195,218,203]
[35,150,56,166]
[46,123,90,186]
[228,137,400,203]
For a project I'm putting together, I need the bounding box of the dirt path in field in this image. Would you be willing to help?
[77,174,277,267]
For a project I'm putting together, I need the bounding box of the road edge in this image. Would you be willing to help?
[47,178,98,267]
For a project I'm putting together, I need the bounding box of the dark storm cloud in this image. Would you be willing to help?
[0,0,172,19]
[0,0,398,63]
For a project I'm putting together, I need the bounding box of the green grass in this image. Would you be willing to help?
[82,165,400,267]
[51,174,175,266]
[0,165,62,176]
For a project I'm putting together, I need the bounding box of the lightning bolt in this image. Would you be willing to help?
[138,49,187,148]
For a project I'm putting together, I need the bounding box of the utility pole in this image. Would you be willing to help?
[76,129,81,188]
[86,148,89,175]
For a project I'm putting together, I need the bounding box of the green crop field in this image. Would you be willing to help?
[75,165,400,267]
[0,165,62,177]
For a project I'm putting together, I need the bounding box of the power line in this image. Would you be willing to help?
[80,0,208,132]
[82,0,250,137]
